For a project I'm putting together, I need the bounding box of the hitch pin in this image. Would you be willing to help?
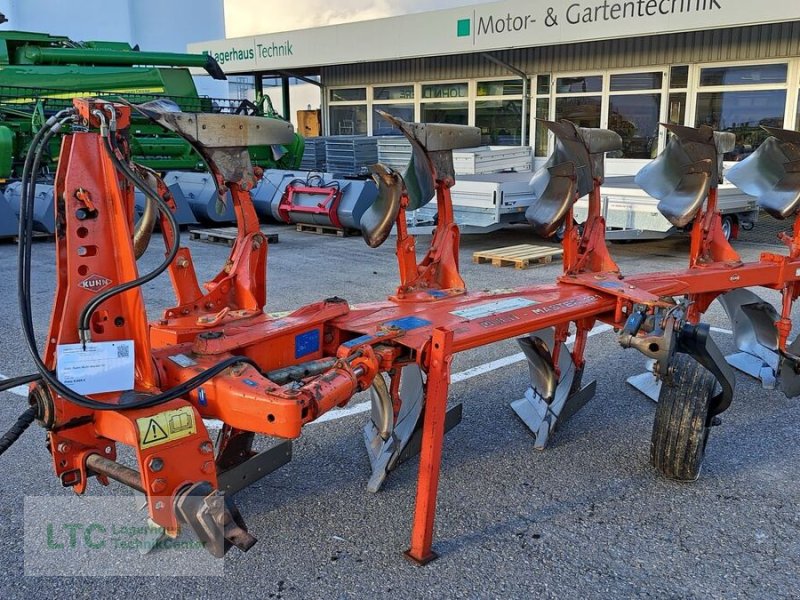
[74,188,97,215]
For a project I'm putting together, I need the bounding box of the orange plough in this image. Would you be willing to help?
[3,98,799,563]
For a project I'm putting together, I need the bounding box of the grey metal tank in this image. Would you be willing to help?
[133,180,199,227]
[262,169,378,229]
[4,181,55,233]
[162,171,236,224]
[0,187,20,237]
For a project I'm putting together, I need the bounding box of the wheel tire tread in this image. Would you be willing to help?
[651,353,716,481]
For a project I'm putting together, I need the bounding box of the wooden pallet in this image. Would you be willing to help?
[472,244,563,269]
[189,227,279,246]
[295,223,357,237]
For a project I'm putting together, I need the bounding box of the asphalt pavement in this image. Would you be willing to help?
[0,222,797,599]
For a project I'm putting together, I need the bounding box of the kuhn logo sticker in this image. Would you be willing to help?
[78,274,112,293]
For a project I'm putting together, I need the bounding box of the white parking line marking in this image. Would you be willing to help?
[0,375,32,397]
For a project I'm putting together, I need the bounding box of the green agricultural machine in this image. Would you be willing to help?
[0,30,304,180]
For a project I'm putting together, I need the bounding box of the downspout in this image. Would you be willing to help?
[254,73,264,106]
[280,74,291,121]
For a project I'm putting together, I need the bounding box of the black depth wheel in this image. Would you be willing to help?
[651,353,716,481]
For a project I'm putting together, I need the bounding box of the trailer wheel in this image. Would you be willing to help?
[720,215,734,241]
[552,221,566,242]
[552,220,581,243]
[650,353,716,481]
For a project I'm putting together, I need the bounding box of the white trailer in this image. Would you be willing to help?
[410,171,759,240]
[573,176,759,240]
[410,171,533,233]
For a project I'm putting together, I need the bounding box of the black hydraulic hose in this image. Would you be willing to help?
[75,133,181,343]
[16,120,69,410]
[0,374,42,392]
[18,112,67,209]
[20,116,73,304]
[0,407,37,456]
[304,173,340,193]
[18,112,70,316]
[16,114,264,412]
[17,116,104,409]
[20,120,69,325]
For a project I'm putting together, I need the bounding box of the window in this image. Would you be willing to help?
[477,79,523,96]
[668,93,686,125]
[694,62,789,160]
[670,66,689,89]
[667,67,688,126]
[608,94,661,158]
[329,87,368,136]
[696,90,786,160]
[699,64,787,87]
[476,99,524,145]
[536,75,551,95]
[421,102,468,125]
[330,88,366,102]
[607,71,664,159]
[372,84,415,135]
[610,72,663,92]
[373,86,414,101]
[475,78,527,145]
[797,87,800,129]
[421,82,468,125]
[551,73,603,157]
[554,73,603,130]
[329,105,367,136]
[538,69,671,158]
[533,76,552,157]
[556,96,601,128]
[372,104,414,135]
[421,82,468,100]
[556,75,602,94]
[534,97,550,157]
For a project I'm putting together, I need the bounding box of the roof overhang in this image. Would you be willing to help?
[189,0,800,75]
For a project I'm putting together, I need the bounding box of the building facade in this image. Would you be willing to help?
[193,1,800,165]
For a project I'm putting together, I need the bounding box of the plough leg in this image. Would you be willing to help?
[405,328,453,565]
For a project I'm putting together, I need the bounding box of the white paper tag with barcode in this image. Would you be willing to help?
[56,341,134,395]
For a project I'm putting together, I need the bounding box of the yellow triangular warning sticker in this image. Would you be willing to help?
[142,419,169,445]
[136,407,198,449]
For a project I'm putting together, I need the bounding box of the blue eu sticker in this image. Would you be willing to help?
[295,329,321,359]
